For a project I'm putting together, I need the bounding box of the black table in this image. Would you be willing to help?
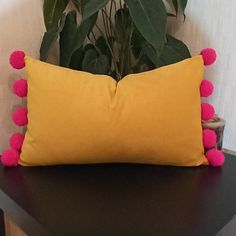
[0,153,235,236]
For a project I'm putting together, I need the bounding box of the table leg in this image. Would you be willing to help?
[4,214,27,236]
[0,209,6,236]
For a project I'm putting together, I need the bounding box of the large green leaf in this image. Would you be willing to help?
[82,48,109,74]
[43,0,69,30]
[157,34,191,66]
[82,0,109,20]
[124,0,167,52]
[115,8,134,77]
[141,41,160,66]
[59,11,97,67]
[40,27,58,61]
[179,0,188,18]
[142,34,191,67]
[115,8,132,40]
[171,0,188,17]
[95,36,112,67]
[59,11,78,66]
[131,27,145,58]
[69,47,84,70]
[40,14,66,61]
[71,13,98,52]
[179,0,188,12]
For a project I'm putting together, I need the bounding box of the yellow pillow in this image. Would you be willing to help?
[20,55,208,166]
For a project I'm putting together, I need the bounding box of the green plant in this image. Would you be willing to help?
[41,0,190,80]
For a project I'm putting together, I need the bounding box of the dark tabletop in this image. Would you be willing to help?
[0,153,235,236]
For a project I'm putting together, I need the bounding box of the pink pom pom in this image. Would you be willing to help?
[1,149,20,167]
[203,129,217,148]
[200,48,217,66]
[13,79,28,97]
[201,103,215,121]
[200,80,214,97]
[12,108,28,126]
[9,133,25,151]
[9,51,25,69]
[205,148,225,167]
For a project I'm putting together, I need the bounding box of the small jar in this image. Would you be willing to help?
[202,115,225,150]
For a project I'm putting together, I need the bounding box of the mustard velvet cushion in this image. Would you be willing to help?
[20,55,208,166]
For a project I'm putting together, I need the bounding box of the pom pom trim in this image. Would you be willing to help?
[9,133,25,151]
[1,149,20,167]
[201,103,215,121]
[9,51,26,70]
[203,129,217,148]
[13,79,28,98]
[200,79,214,98]
[205,148,225,167]
[12,108,28,126]
[200,48,217,66]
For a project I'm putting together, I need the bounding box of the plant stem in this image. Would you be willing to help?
[101,9,119,38]
[104,6,112,39]
[90,31,97,43]
[127,25,134,74]
[120,26,133,77]
[102,10,110,40]
[95,24,121,80]
[119,3,124,76]
[114,0,117,13]
[109,0,114,39]
[119,0,122,9]
[110,0,113,23]
[109,1,114,60]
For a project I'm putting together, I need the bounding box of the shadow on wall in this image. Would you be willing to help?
[0,0,44,152]
[167,12,210,54]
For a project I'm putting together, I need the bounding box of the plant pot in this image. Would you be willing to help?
[202,115,225,150]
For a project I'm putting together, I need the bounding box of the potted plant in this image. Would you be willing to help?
[40,0,225,149]
[40,0,191,80]
[202,116,225,150]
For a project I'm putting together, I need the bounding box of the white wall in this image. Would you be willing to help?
[0,0,44,152]
[0,0,235,152]
[168,0,236,151]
